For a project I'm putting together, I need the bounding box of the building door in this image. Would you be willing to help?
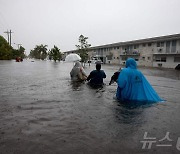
[171,40,176,53]
[166,41,170,53]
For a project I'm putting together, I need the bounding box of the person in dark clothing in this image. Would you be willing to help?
[109,68,121,85]
[87,63,106,86]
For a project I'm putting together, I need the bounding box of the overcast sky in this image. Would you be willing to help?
[0,0,180,54]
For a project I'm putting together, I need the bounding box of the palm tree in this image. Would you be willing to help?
[29,44,48,60]
[49,45,62,62]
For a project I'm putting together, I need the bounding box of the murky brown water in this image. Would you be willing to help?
[0,60,180,154]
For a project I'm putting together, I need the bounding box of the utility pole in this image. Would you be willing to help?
[9,30,13,47]
[4,30,9,44]
[4,30,13,46]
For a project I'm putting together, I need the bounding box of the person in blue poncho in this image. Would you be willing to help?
[116,58,163,102]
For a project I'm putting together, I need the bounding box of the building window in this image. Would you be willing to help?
[143,43,146,47]
[172,40,176,46]
[107,55,112,60]
[122,57,128,61]
[161,42,164,47]
[148,43,152,46]
[134,45,139,49]
[157,42,160,47]
[166,41,170,53]
[155,57,166,62]
[155,58,160,62]
[142,57,145,60]
[161,57,166,62]
[147,57,151,60]
[174,57,180,62]
[171,40,176,53]
[157,42,164,47]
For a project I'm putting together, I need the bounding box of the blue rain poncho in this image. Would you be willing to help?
[116,58,163,102]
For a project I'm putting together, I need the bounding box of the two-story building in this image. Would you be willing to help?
[64,33,180,69]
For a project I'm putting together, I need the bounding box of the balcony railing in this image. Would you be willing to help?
[120,50,140,56]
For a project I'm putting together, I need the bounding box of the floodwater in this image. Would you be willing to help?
[0,60,180,154]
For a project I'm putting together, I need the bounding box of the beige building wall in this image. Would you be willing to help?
[65,34,180,69]
[138,43,154,67]
[152,39,180,68]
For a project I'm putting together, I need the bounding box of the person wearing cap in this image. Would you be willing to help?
[87,63,106,86]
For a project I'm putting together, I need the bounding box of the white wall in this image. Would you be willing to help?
[153,56,180,68]
[86,37,180,68]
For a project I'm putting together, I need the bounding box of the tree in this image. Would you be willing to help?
[0,35,26,60]
[75,35,91,63]
[49,45,62,62]
[29,44,48,60]
[40,45,48,60]
[0,35,13,60]
[12,46,26,59]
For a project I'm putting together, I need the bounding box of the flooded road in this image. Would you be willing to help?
[0,60,180,154]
